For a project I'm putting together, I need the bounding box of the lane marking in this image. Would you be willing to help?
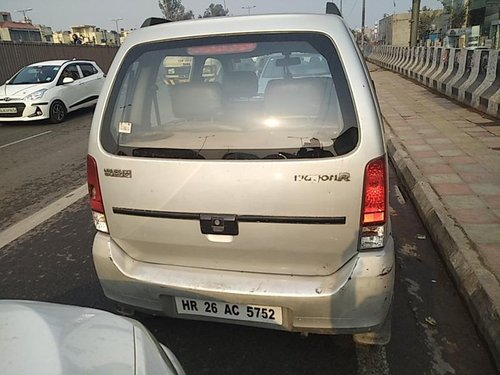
[0,130,53,149]
[0,184,88,250]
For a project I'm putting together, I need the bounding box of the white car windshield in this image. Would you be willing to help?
[9,65,60,85]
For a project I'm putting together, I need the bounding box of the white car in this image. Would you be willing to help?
[0,59,105,123]
[0,300,185,375]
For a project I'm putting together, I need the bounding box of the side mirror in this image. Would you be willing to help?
[63,77,74,84]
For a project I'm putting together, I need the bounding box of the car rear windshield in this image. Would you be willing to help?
[101,32,358,160]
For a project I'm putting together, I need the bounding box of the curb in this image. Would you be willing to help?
[383,121,500,370]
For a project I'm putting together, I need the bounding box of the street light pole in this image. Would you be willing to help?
[112,18,123,46]
[241,5,256,14]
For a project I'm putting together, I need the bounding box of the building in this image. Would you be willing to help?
[0,11,42,42]
[70,25,120,46]
[38,25,53,43]
[469,0,500,48]
[378,13,411,46]
[52,30,73,44]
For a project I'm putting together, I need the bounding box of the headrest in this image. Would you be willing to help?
[171,82,222,119]
[222,71,258,98]
[264,77,332,117]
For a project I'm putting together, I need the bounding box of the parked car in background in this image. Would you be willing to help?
[0,59,105,123]
[0,300,185,375]
[256,52,331,94]
[88,8,394,346]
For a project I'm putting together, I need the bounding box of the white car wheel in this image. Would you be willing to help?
[49,100,67,123]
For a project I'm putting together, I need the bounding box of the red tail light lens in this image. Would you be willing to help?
[362,157,387,225]
[87,154,104,213]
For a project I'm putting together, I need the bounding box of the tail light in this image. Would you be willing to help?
[359,156,387,251]
[87,154,108,233]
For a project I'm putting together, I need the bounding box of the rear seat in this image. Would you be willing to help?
[170,82,223,120]
[222,71,258,100]
[222,71,260,120]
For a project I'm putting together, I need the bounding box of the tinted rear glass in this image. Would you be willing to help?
[101,32,358,160]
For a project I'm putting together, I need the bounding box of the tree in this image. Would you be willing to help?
[158,0,195,21]
[203,3,229,18]
[418,8,441,41]
[439,0,466,28]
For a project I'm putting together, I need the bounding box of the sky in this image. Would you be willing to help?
[1,0,444,32]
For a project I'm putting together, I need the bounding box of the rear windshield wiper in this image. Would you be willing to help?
[132,147,205,159]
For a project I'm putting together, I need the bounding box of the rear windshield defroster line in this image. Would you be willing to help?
[113,207,346,225]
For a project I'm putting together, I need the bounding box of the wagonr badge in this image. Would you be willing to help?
[103,169,132,178]
[294,173,350,182]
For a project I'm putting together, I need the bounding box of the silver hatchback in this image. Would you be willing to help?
[88,10,394,344]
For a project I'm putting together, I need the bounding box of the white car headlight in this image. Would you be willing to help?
[23,89,47,101]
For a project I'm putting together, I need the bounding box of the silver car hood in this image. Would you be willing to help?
[0,300,184,375]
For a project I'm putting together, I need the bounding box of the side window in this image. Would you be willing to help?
[58,64,80,84]
[163,56,193,85]
[79,63,98,77]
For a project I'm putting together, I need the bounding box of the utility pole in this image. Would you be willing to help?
[361,0,366,50]
[410,0,421,46]
[112,18,123,46]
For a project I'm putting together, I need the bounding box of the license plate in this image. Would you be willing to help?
[175,297,283,325]
[0,107,17,114]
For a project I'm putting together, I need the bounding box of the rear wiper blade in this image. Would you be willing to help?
[132,148,205,159]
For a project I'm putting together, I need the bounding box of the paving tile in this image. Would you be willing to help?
[449,208,500,224]
[410,150,441,158]
[407,144,434,152]
[457,171,498,183]
[418,157,445,165]
[442,195,487,209]
[462,224,500,244]
[482,195,500,209]
[404,138,427,145]
[470,184,500,196]
[431,143,462,151]
[428,174,463,184]
[433,183,474,196]
[445,156,477,165]
[417,129,441,136]
[425,138,452,145]
[420,164,455,174]
[451,163,482,172]
[476,244,500,274]
[437,149,464,157]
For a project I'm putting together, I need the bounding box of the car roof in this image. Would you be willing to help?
[123,14,347,47]
[28,59,95,67]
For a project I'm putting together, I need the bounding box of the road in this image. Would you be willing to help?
[0,110,497,374]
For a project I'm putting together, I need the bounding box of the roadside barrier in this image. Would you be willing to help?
[366,45,500,119]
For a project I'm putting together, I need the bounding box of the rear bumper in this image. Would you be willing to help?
[93,232,394,334]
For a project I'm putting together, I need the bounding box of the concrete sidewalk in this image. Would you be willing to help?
[369,63,500,368]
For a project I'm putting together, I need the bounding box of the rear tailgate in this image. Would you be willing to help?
[99,156,364,277]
